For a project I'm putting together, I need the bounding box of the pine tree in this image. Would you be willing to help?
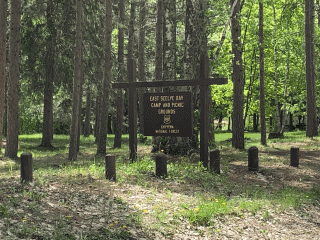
[231,0,244,149]
[305,0,317,137]
[68,0,83,160]
[259,2,266,145]
[5,0,21,159]
[0,0,8,154]
[97,0,112,155]
[40,0,55,147]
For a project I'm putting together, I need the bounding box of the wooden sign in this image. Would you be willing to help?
[143,92,193,137]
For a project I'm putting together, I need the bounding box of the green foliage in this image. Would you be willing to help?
[183,196,231,226]
[8,0,315,137]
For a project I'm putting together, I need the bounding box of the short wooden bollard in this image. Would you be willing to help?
[210,149,220,174]
[21,152,33,182]
[248,146,259,171]
[154,153,167,177]
[290,147,299,168]
[105,154,116,182]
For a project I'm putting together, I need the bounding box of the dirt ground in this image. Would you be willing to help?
[1,141,320,239]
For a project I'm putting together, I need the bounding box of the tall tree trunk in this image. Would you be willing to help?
[152,0,163,150]
[5,0,21,159]
[97,0,112,155]
[155,0,163,83]
[68,0,82,160]
[231,0,244,149]
[94,92,100,141]
[76,51,84,152]
[259,2,266,145]
[0,0,8,154]
[114,0,125,148]
[184,0,197,81]
[128,2,136,60]
[163,0,176,81]
[185,0,198,148]
[138,0,146,134]
[305,0,317,137]
[40,1,55,147]
[271,2,281,134]
[84,86,91,137]
[94,61,102,141]
[199,0,214,144]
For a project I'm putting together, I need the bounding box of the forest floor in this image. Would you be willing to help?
[0,133,320,239]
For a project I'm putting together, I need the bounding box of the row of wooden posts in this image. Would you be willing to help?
[20,147,300,182]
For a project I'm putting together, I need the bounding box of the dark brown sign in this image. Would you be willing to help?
[143,92,193,137]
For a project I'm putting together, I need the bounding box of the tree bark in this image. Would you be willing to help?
[155,0,163,83]
[305,0,317,137]
[259,2,266,145]
[271,2,281,134]
[114,0,125,148]
[0,0,8,154]
[138,0,146,134]
[94,61,102,141]
[185,0,200,148]
[84,87,91,137]
[231,0,244,150]
[128,2,136,61]
[97,0,112,155]
[152,0,163,150]
[94,93,100,141]
[163,0,176,82]
[76,51,84,152]
[68,0,82,160]
[5,0,21,159]
[40,1,55,147]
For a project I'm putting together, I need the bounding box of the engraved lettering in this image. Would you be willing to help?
[150,96,159,101]
[169,129,179,133]
[161,96,175,101]
[155,130,168,133]
[161,125,174,129]
[171,102,184,107]
[151,102,161,108]
[158,109,175,114]
[163,102,170,107]
[176,96,183,101]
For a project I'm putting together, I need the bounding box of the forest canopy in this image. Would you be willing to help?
[0,0,318,155]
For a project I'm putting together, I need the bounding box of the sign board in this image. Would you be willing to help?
[143,92,193,137]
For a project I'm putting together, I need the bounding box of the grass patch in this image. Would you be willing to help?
[0,132,320,238]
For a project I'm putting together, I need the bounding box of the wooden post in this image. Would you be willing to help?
[210,149,220,174]
[248,146,259,171]
[105,154,116,181]
[154,153,167,177]
[200,55,209,169]
[21,152,33,182]
[128,59,137,160]
[290,147,299,167]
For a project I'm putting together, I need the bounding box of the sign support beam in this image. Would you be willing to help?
[200,55,210,168]
[113,56,228,164]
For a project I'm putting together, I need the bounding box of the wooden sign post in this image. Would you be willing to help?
[112,55,227,168]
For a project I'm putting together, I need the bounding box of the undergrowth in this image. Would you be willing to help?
[0,131,319,237]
